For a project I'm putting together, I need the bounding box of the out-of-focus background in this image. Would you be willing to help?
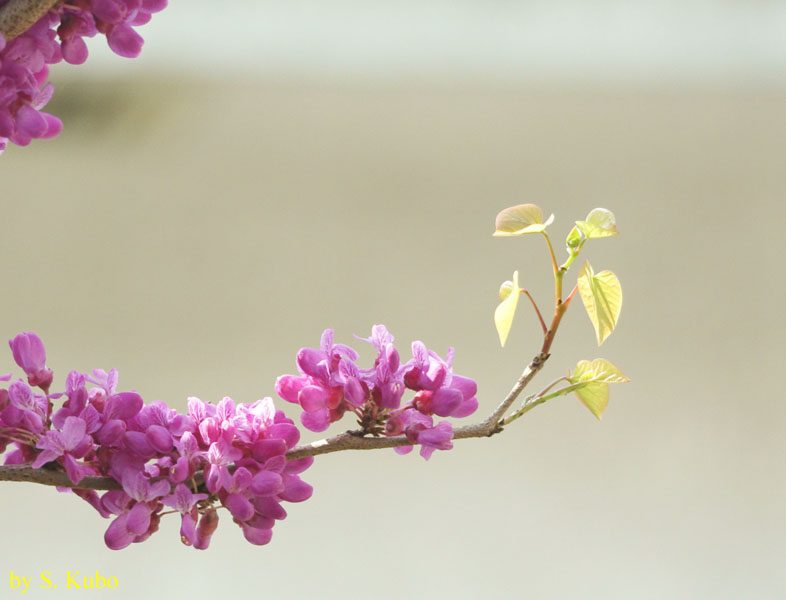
[2,2,786,598]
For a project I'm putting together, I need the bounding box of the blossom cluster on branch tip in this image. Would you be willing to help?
[1,332,312,550]
[0,0,167,154]
[1,327,478,549]
[276,325,478,459]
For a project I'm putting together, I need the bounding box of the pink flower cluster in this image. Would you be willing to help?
[0,326,479,549]
[0,332,313,550]
[276,325,478,460]
[0,0,166,153]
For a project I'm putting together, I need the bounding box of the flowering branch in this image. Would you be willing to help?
[0,0,59,41]
[0,205,628,550]
[0,351,550,489]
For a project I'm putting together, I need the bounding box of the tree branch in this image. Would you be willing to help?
[0,463,122,490]
[0,0,60,42]
[0,352,550,491]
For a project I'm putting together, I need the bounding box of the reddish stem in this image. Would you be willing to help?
[521,288,548,334]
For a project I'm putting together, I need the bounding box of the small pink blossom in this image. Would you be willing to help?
[8,332,52,390]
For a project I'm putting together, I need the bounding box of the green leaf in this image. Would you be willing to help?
[493,204,555,237]
[574,381,609,419]
[577,261,622,345]
[571,358,630,385]
[569,359,629,419]
[575,208,618,239]
[494,271,520,347]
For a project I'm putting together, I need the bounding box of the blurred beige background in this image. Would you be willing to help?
[2,2,786,599]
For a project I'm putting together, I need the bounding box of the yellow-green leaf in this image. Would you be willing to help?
[575,208,618,239]
[574,382,608,419]
[493,204,555,237]
[569,359,629,419]
[571,359,630,385]
[498,280,515,301]
[494,271,520,347]
[577,261,622,345]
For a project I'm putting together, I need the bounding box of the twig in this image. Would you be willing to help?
[0,0,60,42]
[0,463,122,490]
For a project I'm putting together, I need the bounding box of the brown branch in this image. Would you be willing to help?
[0,352,550,491]
[0,0,60,42]
[0,463,122,490]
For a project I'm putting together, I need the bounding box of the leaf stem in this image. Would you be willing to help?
[564,283,579,306]
[520,288,547,334]
[502,380,586,425]
[541,232,559,277]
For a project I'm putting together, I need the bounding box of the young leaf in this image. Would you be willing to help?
[575,208,618,239]
[494,271,520,347]
[493,204,555,237]
[577,261,622,345]
[574,380,609,419]
[569,359,629,419]
[571,358,630,385]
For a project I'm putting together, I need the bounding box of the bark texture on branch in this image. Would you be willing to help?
[0,353,550,491]
[0,0,59,42]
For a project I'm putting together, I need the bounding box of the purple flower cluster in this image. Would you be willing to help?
[1,326,478,549]
[0,332,313,550]
[276,325,478,460]
[0,0,166,153]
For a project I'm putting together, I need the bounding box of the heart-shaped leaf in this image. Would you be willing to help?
[493,204,555,237]
[494,271,520,347]
[577,261,622,345]
[575,208,618,239]
[569,359,629,419]
[571,358,629,385]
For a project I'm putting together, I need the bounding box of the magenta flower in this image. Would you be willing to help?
[32,416,94,483]
[275,328,363,432]
[170,431,205,482]
[205,437,243,493]
[2,380,47,433]
[194,509,219,550]
[416,421,454,460]
[104,503,157,550]
[393,412,454,460]
[231,397,276,444]
[403,342,478,419]
[86,368,119,396]
[103,471,171,549]
[121,470,170,503]
[222,467,255,522]
[162,484,208,547]
[133,400,192,453]
[8,332,53,390]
